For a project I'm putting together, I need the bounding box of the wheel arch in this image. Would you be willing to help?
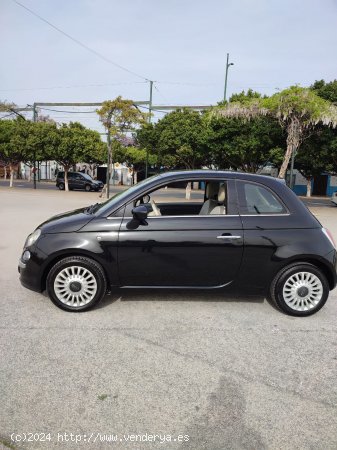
[275,256,335,290]
[40,250,113,292]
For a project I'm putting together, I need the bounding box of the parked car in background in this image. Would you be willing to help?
[20,170,336,316]
[331,191,337,206]
[56,171,104,192]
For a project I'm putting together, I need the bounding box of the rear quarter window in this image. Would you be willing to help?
[237,181,287,215]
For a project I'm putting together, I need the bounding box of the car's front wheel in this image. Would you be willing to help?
[46,256,107,312]
[270,263,329,316]
[85,184,91,192]
[58,182,65,190]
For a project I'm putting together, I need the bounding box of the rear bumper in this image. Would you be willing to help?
[325,249,337,290]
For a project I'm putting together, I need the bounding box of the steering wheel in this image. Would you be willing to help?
[150,199,161,216]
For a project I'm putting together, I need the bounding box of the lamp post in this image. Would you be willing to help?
[33,103,37,189]
[145,80,153,179]
[224,53,234,103]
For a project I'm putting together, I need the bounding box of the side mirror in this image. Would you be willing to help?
[132,205,148,223]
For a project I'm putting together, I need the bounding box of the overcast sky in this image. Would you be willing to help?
[1,0,337,131]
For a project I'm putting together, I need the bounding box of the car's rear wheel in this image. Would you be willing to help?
[58,182,65,190]
[46,256,107,312]
[270,263,329,316]
[85,184,91,192]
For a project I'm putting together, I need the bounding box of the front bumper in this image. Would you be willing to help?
[18,257,43,293]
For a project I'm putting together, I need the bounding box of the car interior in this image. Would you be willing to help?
[132,180,228,217]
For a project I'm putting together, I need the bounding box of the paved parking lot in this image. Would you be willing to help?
[1,187,337,450]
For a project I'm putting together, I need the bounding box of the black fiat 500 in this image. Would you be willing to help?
[19,171,337,316]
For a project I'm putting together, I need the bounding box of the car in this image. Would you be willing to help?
[56,171,104,192]
[19,170,336,316]
[331,190,337,206]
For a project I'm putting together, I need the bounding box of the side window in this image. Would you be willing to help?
[124,180,228,217]
[237,181,287,215]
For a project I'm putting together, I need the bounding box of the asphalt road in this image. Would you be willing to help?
[0,179,118,192]
[0,187,337,450]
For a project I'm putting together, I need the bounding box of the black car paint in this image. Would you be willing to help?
[19,171,337,295]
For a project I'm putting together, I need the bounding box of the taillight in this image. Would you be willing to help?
[322,228,336,249]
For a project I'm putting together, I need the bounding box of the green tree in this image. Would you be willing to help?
[49,122,104,191]
[114,146,157,183]
[138,109,209,170]
[295,130,329,196]
[11,120,57,180]
[216,86,337,179]
[204,108,285,172]
[309,80,337,176]
[229,89,266,104]
[0,119,27,186]
[97,97,147,186]
[311,80,337,103]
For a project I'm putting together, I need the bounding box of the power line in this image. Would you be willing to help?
[12,0,150,81]
[1,106,27,120]
[136,104,167,114]
[153,84,170,105]
[158,81,216,87]
[0,112,16,120]
[37,107,97,114]
[47,115,99,118]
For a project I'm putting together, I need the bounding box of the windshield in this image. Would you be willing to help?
[80,173,94,181]
[94,174,162,214]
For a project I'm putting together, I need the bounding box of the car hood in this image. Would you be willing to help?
[39,207,94,233]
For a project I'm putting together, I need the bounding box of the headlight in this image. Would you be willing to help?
[26,229,41,247]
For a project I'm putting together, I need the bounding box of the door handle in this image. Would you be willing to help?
[217,235,241,239]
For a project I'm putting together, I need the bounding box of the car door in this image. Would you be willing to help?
[117,179,243,287]
[74,174,85,189]
[67,173,77,189]
[235,179,293,290]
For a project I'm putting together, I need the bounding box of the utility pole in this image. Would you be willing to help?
[224,53,234,103]
[106,129,111,199]
[32,103,37,189]
[145,80,153,179]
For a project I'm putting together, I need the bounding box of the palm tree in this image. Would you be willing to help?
[215,86,337,178]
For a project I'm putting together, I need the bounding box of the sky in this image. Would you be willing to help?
[1,0,337,132]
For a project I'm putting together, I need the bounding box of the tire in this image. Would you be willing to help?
[270,263,329,316]
[58,182,65,190]
[46,256,107,312]
[85,184,91,192]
